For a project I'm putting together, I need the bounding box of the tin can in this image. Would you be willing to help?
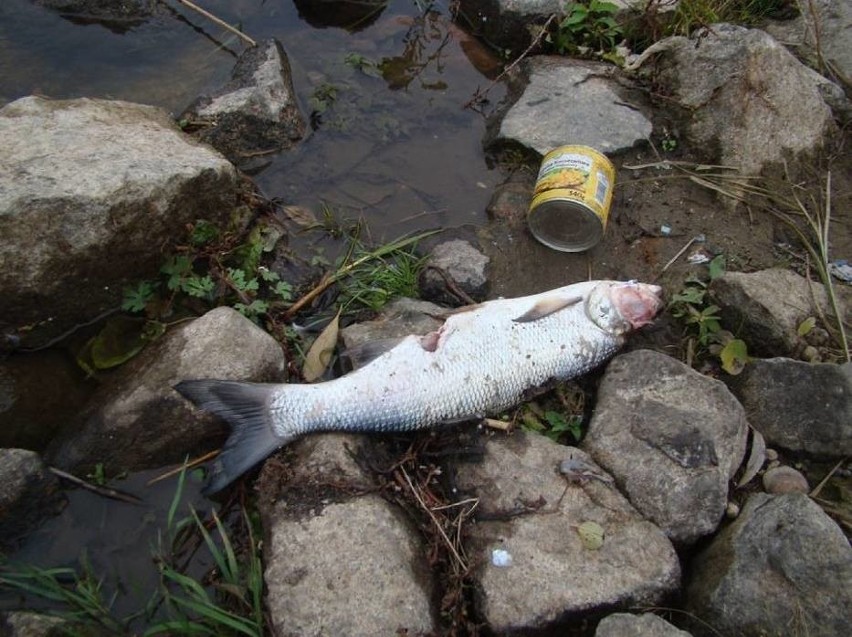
[528,145,615,252]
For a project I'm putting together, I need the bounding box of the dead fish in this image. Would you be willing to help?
[177,280,663,494]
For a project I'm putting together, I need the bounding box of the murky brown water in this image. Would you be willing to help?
[0,0,506,623]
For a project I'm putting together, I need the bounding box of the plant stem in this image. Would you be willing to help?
[175,0,257,47]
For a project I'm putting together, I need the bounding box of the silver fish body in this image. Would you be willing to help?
[177,280,662,494]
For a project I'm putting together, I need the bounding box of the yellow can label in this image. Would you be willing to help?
[530,145,615,228]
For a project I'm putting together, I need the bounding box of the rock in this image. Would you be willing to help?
[457,0,645,54]
[262,494,434,636]
[630,24,836,176]
[0,352,93,451]
[456,432,680,633]
[339,297,444,368]
[33,0,156,26]
[709,268,845,357]
[685,492,852,637]
[45,307,286,475]
[0,96,238,349]
[0,611,70,637]
[595,612,693,636]
[494,57,652,155]
[582,350,748,545]
[762,465,810,494]
[727,358,851,456]
[418,238,490,306]
[0,449,65,550]
[765,0,852,94]
[181,39,306,167]
[486,174,534,222]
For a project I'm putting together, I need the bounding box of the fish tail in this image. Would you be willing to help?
[175,380,293,495]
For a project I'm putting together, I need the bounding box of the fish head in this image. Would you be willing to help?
[586,281,663,335]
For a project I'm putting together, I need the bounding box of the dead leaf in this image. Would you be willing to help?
[737,427,766,488]
[576,521,605,550]
[720,338,749,375]
[281,205,318,228]
[302,309,341,382]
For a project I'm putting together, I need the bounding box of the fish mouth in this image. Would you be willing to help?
[612,282,664,329]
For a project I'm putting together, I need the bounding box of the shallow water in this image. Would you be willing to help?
[0,0,506,622]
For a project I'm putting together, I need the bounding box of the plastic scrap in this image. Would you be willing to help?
[829,260,852,283]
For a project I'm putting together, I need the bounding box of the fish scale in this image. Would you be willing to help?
[176,279,662,494]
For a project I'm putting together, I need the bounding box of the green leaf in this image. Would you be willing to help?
[708,254,726,280]
[86,316,148,370]
[797,316,817,336]
[720,338,749,375]
[122,281,156,313]
[161,255,193,291]
[577,521,605,550]
[182,275,215,298]
[190,220,219,247]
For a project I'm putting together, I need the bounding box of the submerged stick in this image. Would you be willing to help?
[49,467,142,505]
[175,0,257,47]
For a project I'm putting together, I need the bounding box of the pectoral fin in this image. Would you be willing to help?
[513,295,582,323]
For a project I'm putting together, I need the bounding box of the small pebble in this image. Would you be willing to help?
[767,460,781,470]
[765,448,779,462]
[763,466,809,494]
[725,502,740,518]
[801,345,820,362]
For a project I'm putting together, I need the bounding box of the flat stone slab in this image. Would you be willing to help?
[263,494,435,636]
[496,57,652,155]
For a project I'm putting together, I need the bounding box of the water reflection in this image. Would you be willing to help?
[292,0,389,32]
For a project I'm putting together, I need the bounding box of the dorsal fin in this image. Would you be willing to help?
[512,295,583,323]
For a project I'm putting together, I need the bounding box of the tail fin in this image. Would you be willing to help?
[175,380,292,495]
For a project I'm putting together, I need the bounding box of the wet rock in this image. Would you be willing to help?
[0,352,94,451]
[709,268,845,357]
[418,238,490,306]
[0,611,70,637]
[595,612,693,636]
[181,38,306,168]
[685,492,852,637]
[494,57,652,155]
[339,297,444,368]
[0,96,238,350]
[762,465,810,494]
[629,24,836,176]
[262,494,434,636]
[456,432,680,633]
[727,357,851,457]
[0,449,65,550]
[582,350,748,545]
[458,0,644,54]
[46,307,286,475]
[486,174,534,222]
[765,0,852,95]
[33,0,156,26]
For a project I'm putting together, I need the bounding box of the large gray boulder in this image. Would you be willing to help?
[629,24,836,176]
[685,493,852,637]
[728,358,851,457]
[46,307,286,475]
[0,449,65,550]
[494,57,652,155]
[263,494,435,636]
[457,432,680,633]
[765,0,852,94]
[595,612,693,636]
[709,268,846,357]
[583,350,748,545]
[0,96,238,349]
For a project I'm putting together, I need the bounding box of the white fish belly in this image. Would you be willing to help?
[269,283,621,438]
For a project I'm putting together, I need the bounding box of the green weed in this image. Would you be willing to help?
[548,1,624,58]
[0,468,265,636]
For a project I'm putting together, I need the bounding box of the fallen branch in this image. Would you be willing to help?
[49,467,142,505]
[146,449,220,486]
[175,0,257,47]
